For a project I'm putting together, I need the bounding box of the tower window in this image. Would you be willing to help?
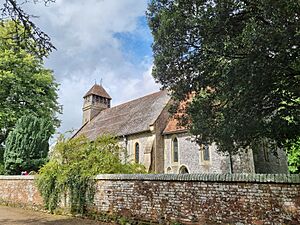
[85,96,91,102]
[135,142,139,163]
[172,137,179,162]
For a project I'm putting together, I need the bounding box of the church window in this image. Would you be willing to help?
[262,140,270,162]
[166,167,172,173]
[172,137,179,163]
[179,165,189,174]
[135,142,139,163]
[203,144,210,161]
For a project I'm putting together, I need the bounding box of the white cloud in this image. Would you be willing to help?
[58,63,160,133]
[19,0,160,134]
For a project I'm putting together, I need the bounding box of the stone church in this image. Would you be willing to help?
[74,84,288,174]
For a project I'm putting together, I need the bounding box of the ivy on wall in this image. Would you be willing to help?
[37,134,146,214]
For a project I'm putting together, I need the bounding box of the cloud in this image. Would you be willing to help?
[58,63,160,134]
[17,0,160,134]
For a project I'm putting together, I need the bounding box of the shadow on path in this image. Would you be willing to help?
[0,205,111,225]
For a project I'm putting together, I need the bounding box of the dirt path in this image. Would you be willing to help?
[0,205,112,225]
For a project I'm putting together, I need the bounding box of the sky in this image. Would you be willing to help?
[19,0,161,136]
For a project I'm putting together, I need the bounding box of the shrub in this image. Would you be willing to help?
[286,137,300,174]
[37,134,146,214]
[0,162,5,175]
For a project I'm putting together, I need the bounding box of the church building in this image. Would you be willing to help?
[74,84,288,174]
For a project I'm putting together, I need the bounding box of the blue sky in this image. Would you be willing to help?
[13,0,161,137]
[114,17,153,65]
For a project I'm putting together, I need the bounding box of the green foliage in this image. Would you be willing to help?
[37,134,146,214]
[1,1,55,58]
[286,138,300,174]
[0,20,60,154]
[4,115,53,174]
[0,162,4,175]
[0,145,4,162]
[147,0,300,153]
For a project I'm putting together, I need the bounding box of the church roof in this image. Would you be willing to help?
[75,90,170,139]
[163,117,187,135]
[83,84,112,99]
[163,96,191,135]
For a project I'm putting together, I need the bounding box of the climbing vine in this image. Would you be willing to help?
[37,134,146,214]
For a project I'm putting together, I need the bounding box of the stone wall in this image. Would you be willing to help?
[119,131,153,164]
[153,106,170,173]
[0,174,300,224]
[253,145,288,174]
[164,133,233,173]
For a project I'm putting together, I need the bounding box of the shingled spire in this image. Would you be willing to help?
[82,83,111,124]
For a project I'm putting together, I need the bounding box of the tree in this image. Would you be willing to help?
[37,134,146,214]
[147,0,300,154]
[1,0,56,58]
[286,138,300,174]
[4,115,54,174]
[0,21,60,154]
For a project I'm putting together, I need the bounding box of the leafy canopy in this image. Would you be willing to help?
[4,115,53,175]
[0,21,60,149]
[147,0,300,153]
[37,135,146,214]
[1,0,56,58]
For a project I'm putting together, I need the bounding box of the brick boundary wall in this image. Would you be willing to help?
[0,175,43,209]
[0,174,300,224]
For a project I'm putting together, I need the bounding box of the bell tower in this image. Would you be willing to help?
[82,83,111,124]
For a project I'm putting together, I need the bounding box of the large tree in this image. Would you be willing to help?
[4,115,53,174]
[0,21,60,151]
[147,0,300,154]
[1,0,56,58]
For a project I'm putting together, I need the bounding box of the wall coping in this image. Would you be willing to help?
[0,175,35,180]
[1,174,300,184]
[95,173,300,184]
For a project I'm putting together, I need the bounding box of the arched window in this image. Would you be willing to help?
[166,167,172,174]
[203,144,210,161]
[135,142,139,163]
[172,137,178,162]
[262,139,270,162]
[179,166,189,174]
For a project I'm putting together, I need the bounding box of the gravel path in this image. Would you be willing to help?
[0,205,112,225]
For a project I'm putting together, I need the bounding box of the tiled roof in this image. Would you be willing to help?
[163,116,187,134]
[83,84,112,99]
[163,96,192,135]
[75,90,170,139]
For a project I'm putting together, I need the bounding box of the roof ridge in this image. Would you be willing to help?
[75,89,170,139]
[105,89,167,111]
